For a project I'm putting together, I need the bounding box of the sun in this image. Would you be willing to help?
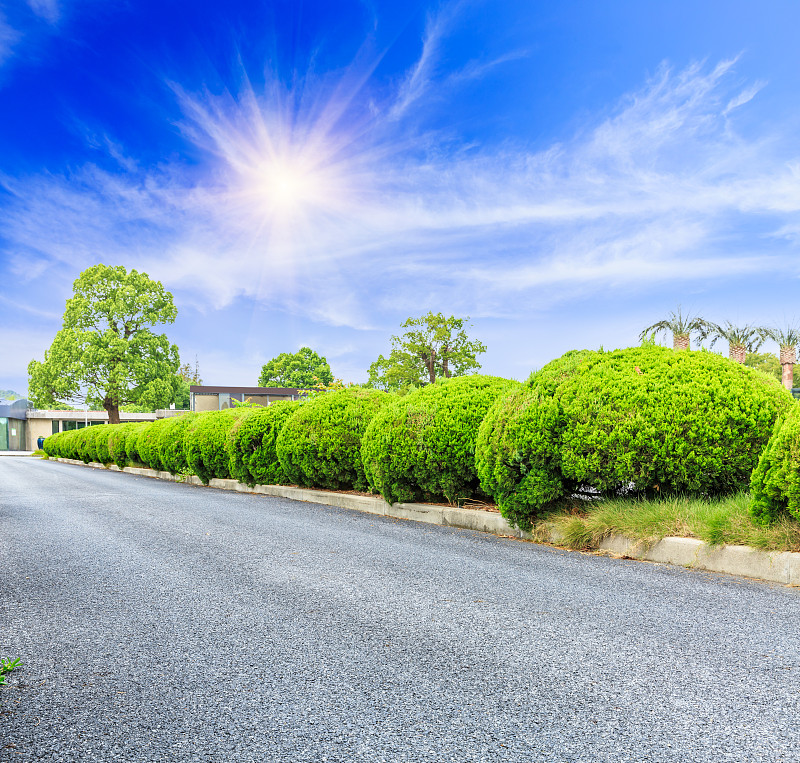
[257,157,317,211]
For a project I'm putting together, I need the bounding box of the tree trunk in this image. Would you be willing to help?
[673,333,690,350]
[729,344,746,364]
[103,397,120,425]
[780,345,797,391]
[424,349,437,384]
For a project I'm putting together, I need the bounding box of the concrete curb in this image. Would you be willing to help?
[47,457,800,586]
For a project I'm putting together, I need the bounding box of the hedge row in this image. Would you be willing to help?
[43,348,794,526]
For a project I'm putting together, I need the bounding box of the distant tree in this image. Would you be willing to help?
[639,307,711,350]
[761,326,800,390]
[367,312,487,391]
[27,264,180,424]
[706,322,765,364]
[173,357,203,409]
[0,389,24,401]
[258,347,333,389]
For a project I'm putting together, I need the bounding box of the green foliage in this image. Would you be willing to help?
[43,431,65,458]
[277,388,391,490]
[185,409,252,484]
[362,376,512,504]
[156,413,199,474]
[27,264,180,424]
[0,389,24,401]
[750,406,800,524]
[92,425,111,464]
[227,401,300,487]
[478,346,793,529]
[136,418,174,471]
[107,423,135,468]
[745,352,800,386]
[367,312,487,391]
[258,347,333,389]
[125,423,151,465]
[638,306,711,349]
[0,656,22,685]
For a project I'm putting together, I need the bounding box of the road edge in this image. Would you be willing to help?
[46,457,800,586]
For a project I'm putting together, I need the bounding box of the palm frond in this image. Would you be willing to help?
[706,322,765,351]
[762,325,800,350]
[639,306,710,341]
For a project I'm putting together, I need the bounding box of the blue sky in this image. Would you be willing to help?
[2,0,800,393]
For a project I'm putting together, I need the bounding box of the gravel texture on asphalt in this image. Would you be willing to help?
[2,457,800,762]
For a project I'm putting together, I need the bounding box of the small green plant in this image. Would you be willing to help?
[0,656,22,685]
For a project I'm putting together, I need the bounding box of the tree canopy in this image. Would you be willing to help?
[28,264,181,424]
[367,312,487,391]
[257,347,333,389]
[745,352,800,386]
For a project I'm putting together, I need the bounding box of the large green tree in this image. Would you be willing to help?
[367,312,487,391]
[28,264,180,424]
[258,347,333,389]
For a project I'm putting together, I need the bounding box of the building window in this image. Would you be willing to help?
[52,421,60,435]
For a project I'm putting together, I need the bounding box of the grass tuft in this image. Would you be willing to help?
[537,491,800,553]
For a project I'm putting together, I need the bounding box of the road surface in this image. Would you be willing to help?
[2,457,799,761]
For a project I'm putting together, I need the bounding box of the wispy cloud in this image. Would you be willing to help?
[26,0,60,24]
[388,2,462,120]
[1,54,799,330]
[0,12,20,66]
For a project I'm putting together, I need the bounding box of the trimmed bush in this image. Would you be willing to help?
[125,423,150,465]
[277,389,391,491]
[157,412,199,475]
[58,430,81,460]
[362,376,513,504]
[136,417,174,472]
[43,431,65,458]
[750,407,800,524]
[477,346,793,529]
[75,426,101,463]
[93,425,112,464]
[107,423,135,468]
[476,383,573,530]
[227,401,300,487]
[185,409,252,484]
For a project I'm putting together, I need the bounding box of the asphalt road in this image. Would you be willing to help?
[2,458,800,762]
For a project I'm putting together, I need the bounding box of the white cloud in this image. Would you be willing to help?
[26,0,60,24]
[0,12,20,66]
[2,56,799,333]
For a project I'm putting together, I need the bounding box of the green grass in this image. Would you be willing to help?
[30,449,47,458]
[0,656,22,685]
[536,491,800,553]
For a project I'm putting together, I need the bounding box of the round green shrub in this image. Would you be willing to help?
[227,401,300,487]
[476,383,573,530]
[107,423,136,468]
[57,430,80,460]
[185,409,252,484]
[125,423,150,465]
[477,346,793,529]
[136,417,174,472]
[93,425,112,464]
[750,406,800,524]
[277,389,391,491]
[43,431,66,457]
[157,412,199,475]
[361,376,513,504]
[73,426,97,463]
[476,351,599,529]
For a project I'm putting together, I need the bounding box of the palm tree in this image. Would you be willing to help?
[706,322,765,364]
[762,326,800,390]
[639,307,711,351]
